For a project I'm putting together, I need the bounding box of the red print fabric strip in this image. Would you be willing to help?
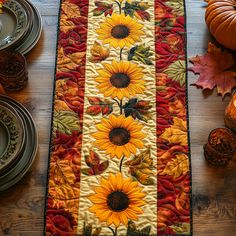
[45,0,88,235]
[155,0,191,235]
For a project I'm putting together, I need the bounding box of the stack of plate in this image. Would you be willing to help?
[0,95,38,191]
[0,0,42,54]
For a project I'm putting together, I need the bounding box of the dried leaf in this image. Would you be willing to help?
[89,41,110,63]
[62,2,80,18]
[164,60,186,86]
[123,98,152,122]
[160,117,187,145]
[126,220,151,235]
[93,1,113,17]
[165,0,184,15]
[53,110,80,136]
[128,44,153,65]
[81,150,109,176]
[83,222,101,236]
[85,150,100,167]
[86,97,113,116]
[54,100,72,112]
[125,149,155,185]
[57,47,86,72]
[134,10,150,21]
[123,1,150,21]
[49,159,80,219]
[160,154,189,179]
[189,42,236,97]
[60,15,76,33]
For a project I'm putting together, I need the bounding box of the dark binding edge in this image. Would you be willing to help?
[43,0,63,235]
[183,0,193,235]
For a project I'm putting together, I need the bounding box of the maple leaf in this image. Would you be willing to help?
[128,44,153,65]
[86,97,114,116]
[159,153,189,179]
[123,98,152,122]
[89,41,110,63]
[49,159,80,219]
[62,2,80,18]
[123,1,150,21]
[125,149,155,185]
[81,150,109,176]
[57,47,85,72]
[60,15,76,33]
[189,42,236,97]
[53,110,80,136]
[160,117,187,145]
[127,221,151,235]
[164,60,186,86]
[93,1,113,17]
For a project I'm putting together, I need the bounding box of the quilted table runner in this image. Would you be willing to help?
[45,0,192,235]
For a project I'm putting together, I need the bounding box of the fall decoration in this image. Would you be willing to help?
[205,0,236,50]
[204,128,236,166]
[86,97,114,116]
[89,41,110,63]
[128,44,153,65]
[189,42,236,97]
[45,0,192,234]
[88,173,146,227]
[125,149,155,185]
[123,98,152,122]
[93,1,113,16]
[225,91,236,132]
[81,150,109,176]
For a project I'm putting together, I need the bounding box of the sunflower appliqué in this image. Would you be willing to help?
[96,61,145,100]
[88,173,146,227]
[96,13,144,48]
[92,115,145,159]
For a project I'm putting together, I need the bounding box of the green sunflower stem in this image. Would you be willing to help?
[108,226,118,236]
[120,98,123,114]
[120,47,124,61]
[119,155,125,172]
[115,1,122,14]
[113,98,123,115]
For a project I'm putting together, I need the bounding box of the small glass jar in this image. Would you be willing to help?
[204,127,236,166]
[0,51,28,91]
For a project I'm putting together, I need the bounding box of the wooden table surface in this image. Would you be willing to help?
[0,0,235,235]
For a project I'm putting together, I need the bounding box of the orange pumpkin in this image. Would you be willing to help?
[206,0,236,50]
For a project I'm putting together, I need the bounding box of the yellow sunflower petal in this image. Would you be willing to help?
[96,13,144,49]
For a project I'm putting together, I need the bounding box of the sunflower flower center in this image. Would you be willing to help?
[109,127,131,146]
[110,73,130,88]
[111,24,130,39]
[107,191,130,212]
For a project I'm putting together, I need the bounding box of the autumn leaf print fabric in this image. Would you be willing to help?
[45,0,192,235]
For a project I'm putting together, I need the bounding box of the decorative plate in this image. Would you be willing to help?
[0,0,29,51]
[0,120,10,158]
[0,96,38,191]
[15,0,42,54]
[0,104,25,171]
